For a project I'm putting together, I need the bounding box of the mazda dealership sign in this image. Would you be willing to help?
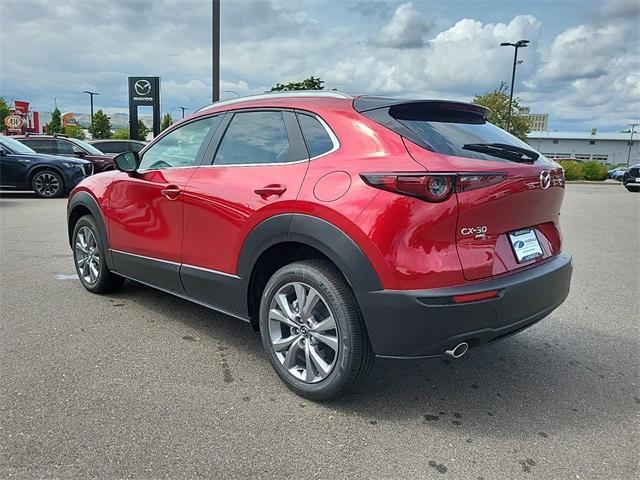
[128,76,161,138]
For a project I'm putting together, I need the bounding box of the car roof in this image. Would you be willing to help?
[89,139,144,143]
[195,91,353,114]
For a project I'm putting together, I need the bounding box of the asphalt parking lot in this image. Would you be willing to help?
[1,184,638,479]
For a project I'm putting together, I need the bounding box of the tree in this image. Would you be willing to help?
[63,124,85,140]
[90,109,112,139]
[270,75,324,92]
[161,113,173,131]
[48,107,62,134]
[137,120,149,141]
[112,128,129,139]
[472,82,530,141]
[0,97,10,129]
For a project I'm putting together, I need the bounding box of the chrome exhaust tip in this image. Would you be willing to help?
[444,342,469,359]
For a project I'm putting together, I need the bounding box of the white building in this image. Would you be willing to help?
[518,107,549,131]
[526,130,639,165]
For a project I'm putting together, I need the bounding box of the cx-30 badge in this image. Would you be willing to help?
[540,170,551,190]
[134,79,152,96]
[461,225,488,239]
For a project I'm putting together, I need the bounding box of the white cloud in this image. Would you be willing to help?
[376,2,433,48]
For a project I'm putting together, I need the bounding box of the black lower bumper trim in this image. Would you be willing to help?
[357,253,572,358]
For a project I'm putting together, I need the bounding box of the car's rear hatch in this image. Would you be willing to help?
[356,98,565,281]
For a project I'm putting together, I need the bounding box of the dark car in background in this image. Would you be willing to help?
[622,164,640,192]
[89,139,146,155]
[15,135,115,172]
[0,136,92,198]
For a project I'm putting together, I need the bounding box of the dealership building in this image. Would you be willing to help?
[526,130,639,165]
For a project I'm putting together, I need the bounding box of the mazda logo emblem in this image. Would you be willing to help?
[540,170,551,190]
[134,79,152,96]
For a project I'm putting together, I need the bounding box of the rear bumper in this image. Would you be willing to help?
[357,253,572,358]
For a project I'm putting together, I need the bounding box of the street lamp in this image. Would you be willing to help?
[500,39,529,131]
[212,0,220,102]
[225,90,240,97]
[83,91,99,135]
[627,123,638,166]
[177,106,188,119]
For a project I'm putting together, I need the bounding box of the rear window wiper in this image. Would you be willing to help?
[462,143,539,163]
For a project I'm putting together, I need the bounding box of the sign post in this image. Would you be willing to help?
[128,76,161,140]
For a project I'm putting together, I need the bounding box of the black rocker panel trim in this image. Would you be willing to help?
[67,191,114,270]
[111,250,185,295]
[180,265,247,320]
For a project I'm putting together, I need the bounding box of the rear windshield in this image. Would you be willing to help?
[364,101,540,162]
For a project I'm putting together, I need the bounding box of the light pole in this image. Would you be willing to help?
[627,123,638,166]
[83,91,99,134]
[212,0,220,102]
[177,106,188,119]
[225,90,240,97]
[500,39,529,131]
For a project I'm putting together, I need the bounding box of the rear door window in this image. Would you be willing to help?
[214,111,292,165]
[22,139,56,154]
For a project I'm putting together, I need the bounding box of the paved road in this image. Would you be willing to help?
[1,184,638,479]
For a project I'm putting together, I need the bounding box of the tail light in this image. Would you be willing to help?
[361,173,506,202]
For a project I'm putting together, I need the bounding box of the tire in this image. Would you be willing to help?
[31,170,64,198]
[72,215,125,293]
[259,259,374,401]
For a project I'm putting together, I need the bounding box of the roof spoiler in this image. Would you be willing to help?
[353,97,490,120]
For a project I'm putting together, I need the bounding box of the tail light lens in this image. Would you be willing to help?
[361,173,506,202]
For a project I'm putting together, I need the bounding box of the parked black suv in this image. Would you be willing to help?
[0,136,92,198]
[16,135,114,172]
[622,164,640,192]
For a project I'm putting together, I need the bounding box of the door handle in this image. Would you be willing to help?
[254,184,287,198]
[161,185,181,200]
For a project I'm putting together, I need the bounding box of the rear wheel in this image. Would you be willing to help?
[259,260,374,401]
[32,170,64,198]
[72,215,124,293]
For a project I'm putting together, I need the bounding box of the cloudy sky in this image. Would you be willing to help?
[1,0,638,131]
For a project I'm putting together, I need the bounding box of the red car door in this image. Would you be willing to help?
[181,110,310,317]
[107,115,223,292]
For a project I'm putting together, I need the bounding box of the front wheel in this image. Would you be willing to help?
[72,215,125,293]
[259,260,374,401]
[32,170,64,198]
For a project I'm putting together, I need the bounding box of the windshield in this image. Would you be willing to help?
[0,136,36,154]
[389,103,541,162]
[71,138,104,155]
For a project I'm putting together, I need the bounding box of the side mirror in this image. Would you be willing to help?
[114,151,140,172]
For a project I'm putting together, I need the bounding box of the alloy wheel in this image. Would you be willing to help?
[268,282,339,383]
[34,172,60,197]
[75,226,101,284]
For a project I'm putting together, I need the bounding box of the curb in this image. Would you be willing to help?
[565,181,622,186]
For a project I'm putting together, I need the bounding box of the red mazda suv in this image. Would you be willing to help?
[67,92,572,400]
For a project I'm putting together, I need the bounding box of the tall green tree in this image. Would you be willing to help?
[472,82,530,141]
[161,113,173,131]
[48,107,62,134]
[137,120,149,141]
[0,97,11,129]
[270,75,324,92]
[90,109,112,139]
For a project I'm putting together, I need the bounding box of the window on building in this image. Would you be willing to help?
[575,154,591,161]
[589,140,596,145]
[552,139,559,144]
[628,141,635,146]
[592,155,608,162]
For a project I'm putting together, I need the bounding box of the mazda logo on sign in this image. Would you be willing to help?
[540,170,551,190]
[134,79,152,96]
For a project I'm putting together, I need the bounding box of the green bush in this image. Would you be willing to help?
[558,160,583,180]
[581,161,608,181]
